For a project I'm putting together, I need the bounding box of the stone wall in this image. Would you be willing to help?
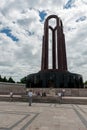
[0,82,87,96]
[0,82,26,94]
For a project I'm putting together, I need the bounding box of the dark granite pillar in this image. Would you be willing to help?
[60,20,67,70]
[41,36,45,70]
[44,20,48,70]
[62,34,67,70]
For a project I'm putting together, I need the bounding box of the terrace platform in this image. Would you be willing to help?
[0,102,87,130]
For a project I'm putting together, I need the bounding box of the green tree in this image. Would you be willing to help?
[2,76,8,82]
[20,77,26,84]
[8,77,15,83]
[0,75,2,82]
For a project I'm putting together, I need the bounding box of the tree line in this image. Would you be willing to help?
[0,75,15,83]
[0,75,26,84]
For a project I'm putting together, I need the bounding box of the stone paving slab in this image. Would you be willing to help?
[0,102,87,130]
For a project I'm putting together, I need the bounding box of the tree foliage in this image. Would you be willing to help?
[3,76,7,82]
[0,75,15,83]
[84,81,87,85]
[20,76,26,84]
[8,77,15,83]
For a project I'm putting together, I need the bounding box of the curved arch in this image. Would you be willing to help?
[46,15,59,21]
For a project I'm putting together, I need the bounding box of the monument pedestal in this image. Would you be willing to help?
[26,70,83,88]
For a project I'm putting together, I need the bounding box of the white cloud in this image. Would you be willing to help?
[0,0,87,82]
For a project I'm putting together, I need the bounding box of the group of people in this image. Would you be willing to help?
[28,89,65,106]
[33,91,46,97]
[9,89,65,106]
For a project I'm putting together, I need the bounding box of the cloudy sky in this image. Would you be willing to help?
[0,0,87,82]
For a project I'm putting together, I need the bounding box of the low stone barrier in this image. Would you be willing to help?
[0,82,26,95]
[0,82,87,97]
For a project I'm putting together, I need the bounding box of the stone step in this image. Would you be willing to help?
[0,95,87,105]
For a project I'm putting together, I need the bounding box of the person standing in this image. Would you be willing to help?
[58,92,62,104]
[62,89,65,96]
[28,90,33,106]
[10,91,13,102]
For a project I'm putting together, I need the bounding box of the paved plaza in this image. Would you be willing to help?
[0,102,87,130]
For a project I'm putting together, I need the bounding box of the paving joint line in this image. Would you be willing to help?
[77,105,87,114]
[20,113,39,130]
[0,110,39,130]
[72,105,87,128]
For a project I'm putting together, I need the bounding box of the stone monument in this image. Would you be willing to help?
[26,15,83,88]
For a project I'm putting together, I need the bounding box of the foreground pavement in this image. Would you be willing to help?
[0,102,87,130]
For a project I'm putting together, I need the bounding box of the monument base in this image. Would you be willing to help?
[26,70,83,88]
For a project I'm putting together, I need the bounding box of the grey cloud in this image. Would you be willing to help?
[0,61,12,67]
[14,43,41,66]
[17,18,31,26]
[81,0,87,5]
